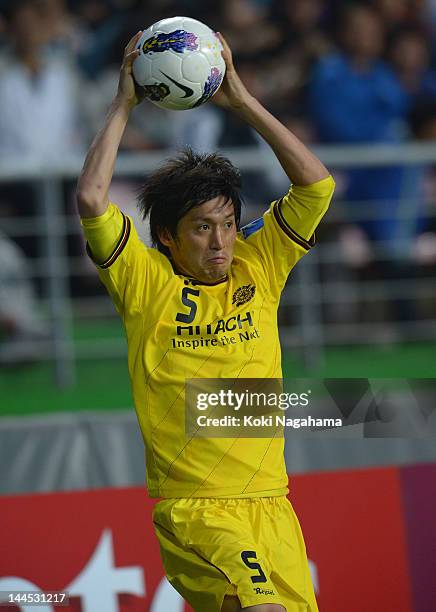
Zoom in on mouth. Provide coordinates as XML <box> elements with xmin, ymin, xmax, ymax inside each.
<box><xmin>208</xmin><ymin>256</ymin><xmax>227</xmax><ymax>264</ymax></box>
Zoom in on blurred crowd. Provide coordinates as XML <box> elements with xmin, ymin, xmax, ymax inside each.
<box><xmin>0</xmin><ymin>0</ymin><xmax>435</xmax><ymax>156</ymax></box>
<box><xmin>0</xmin><ymin>0</ymin><xmax>436</xmax><ymax>356</ymax></box>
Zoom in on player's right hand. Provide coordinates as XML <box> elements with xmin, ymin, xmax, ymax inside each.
<box><xmin>211</xmin><ymin>33</ymin><xmax>253</xmax><ymax>111</ymax></box>
<box><xmin>116</xmin><ymin>31</ymin><xmax>144</xmax><ymax>110</ymax></box>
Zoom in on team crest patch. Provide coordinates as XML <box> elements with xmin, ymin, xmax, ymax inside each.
<box><xmin>232</xmin><ymin>284</ymin><xmax>256</xmax><ymax>306</ymax></box>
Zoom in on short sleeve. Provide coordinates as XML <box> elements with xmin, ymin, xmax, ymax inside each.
<box><xmin>82</xmin><ymin>203</ymin><xmax>171</xmax><ymax>319</ymax></box>
<box><xmin>280</xmin><ymin>175</ymin><xmax>335</xmax><ymax>240</ymax></box>
<box><xmin>80</xmin><ymin>203</ymin><xmax>125</xmax><ymax>264</ymax></box>
<box><xmin>237</xmin><ymin>176</ymin><xmax>335</xmax><ymax>297</ymax></box>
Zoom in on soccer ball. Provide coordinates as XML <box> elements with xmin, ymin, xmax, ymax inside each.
<box><xmin>133</xmin><ymin>16</ymin><xmax>225</xmax><ymax>111</ymax></box>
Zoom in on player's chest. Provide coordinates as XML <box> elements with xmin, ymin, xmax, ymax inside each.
<box><xmin>143</xmin><ymin>275</ymin><xmax>272</xmax><ymax>349</ymax></box>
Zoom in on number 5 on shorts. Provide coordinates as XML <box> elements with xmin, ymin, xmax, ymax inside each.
<box><xmin>241</xmin><ymin>550</ymin><xmax>267</xmax><ymax>583</ymax></box>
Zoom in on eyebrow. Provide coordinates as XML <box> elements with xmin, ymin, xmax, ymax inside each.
<box><xmin>191</xmin><ymin>212</ymin><xmax>235</xmax><ymax>223</ymax></box>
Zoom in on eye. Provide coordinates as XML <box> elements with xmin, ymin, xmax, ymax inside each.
<box><xmin>224</xmin><ymin>221</ymin><xmax>234</xmax><ymax>229</ymax></box>
<box><xmin>198</xmin><ymin>224</ymin><xmax>209</xmax><ymax>231</ymax></box>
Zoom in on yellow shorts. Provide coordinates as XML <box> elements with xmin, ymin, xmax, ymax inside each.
<box><xmin>152</xmin><ymin>496</ymin><xmax>319</xmax><ymax>612</ymax></box>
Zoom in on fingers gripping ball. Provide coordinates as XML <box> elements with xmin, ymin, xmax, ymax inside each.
<box><xmin>132</xmin><ymin>16</ymin><xmax>226</xmax><ymax>110</ymax></box>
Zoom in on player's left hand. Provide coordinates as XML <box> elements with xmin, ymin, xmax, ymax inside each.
<box><xmin>117</xmin><ymin>30</ymin><xmax>145</xmax><ymax>110</ymax></box>
<box><xmin>211</xmin><ymin>33</ymin><xmax>253</xmax><ymax>110</ymax></box>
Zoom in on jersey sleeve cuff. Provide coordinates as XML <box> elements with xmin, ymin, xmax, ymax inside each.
<box><xmin>272</xmin><ymin>199</ymin><xmax>316</xmax><ymax>250</ymax></box>
<box><xmin>86</xmin><ymin>212</ymin><xmax>131</xmax><ymax>269</ymax></box>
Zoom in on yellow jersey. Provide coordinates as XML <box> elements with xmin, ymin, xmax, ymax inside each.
<box><xmin>82</xmin><ymin>176</ymin><xmax>334</xmax><ymax>498</ymax></box>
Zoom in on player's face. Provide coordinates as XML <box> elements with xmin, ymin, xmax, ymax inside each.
<box><xmin>161</xmin><ymin>196</ymin><xmax>237</xmax><ymax>283</ymax></box>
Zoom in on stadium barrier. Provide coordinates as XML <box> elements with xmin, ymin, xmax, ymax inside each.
<box><xmin>1</xmin><ymin>409</ymin><xmax>436</xmax><ymax>496</ymax></box>
<box><xmin>1</xmin><ymin>464</ymin><xmax>435</xmax><ymax>612</ymax></box>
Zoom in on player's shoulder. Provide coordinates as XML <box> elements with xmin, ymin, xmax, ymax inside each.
<box><xmin>146</xmin><ymin>242</ymin><xmax>174</xmax><ymax>270</ymax></box>
<box><xmin>235</xmin><ymin>215</ymin><xmax>267</xmax><ymax>255</ymax></box>
<box><xmin>127</xmin><ymin>224</ymin><xmax>173</xmax><ymax>273</ymax></box>
<box><xmin>234</xmin><ymin>210</ymin><xmax>276</xmax><ymax>268</ymax></box>
<box><xmin>236</xmin><ymin>199</ymin><xmax>283</xmax><ymax>248</ymax></box>
<box><xmin>97</xmin><ymin>207</ymin><xmax>173</xmax><ymax>278</ymax></box>
<box><xmin>240</xmin><ymin>216</ymin><xmax>265</xmax><ymax>240</ymax></box>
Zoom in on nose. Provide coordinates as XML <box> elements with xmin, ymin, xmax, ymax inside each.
<box><xmin>210</xmin><ymin>227</ymin><xmax>224</xmax><ymax>250</ymax></box>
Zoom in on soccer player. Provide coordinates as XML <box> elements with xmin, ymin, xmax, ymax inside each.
<box><xmin>77</xmin><ymin>30</ymin><xmax>334</xmax><ymax>612</ymax></box>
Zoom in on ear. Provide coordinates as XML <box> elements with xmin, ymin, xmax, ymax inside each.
<box><xmin>157</xmin><ymin>227</ymin><xmax>175</xmax><ymax>249</ymax></box>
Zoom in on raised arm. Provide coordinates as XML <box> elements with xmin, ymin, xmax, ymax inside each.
<box><xmin>213</xmin><ymin>34</ymin><xmax>330</xmax><ymax>187</ymax></box>
<box><xmin>76</xmin><ymin>31</ymin><xmax>143</xmax><ymax>218</ymax></box>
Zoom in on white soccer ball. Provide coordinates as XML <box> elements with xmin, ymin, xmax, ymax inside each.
<box><xmin>133</xmin><ymin>16</ymin><xmax>226</xmax><ymax>110</ymax></box>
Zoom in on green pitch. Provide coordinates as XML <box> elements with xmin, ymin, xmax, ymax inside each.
<box><xmin>1</xmin><ymin>320</ymin><xmax>435</xmax><ymax>416</ymax></box>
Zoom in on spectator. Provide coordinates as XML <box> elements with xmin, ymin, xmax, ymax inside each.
<box><xmin>272</xmin><ymin>0</ymin><xmax>330</xmax><ymax>64</ymax></box>
<box><xmin>0</xmin><ymin>0</ymin><xmax>86</xmax><ymax>161</ymax></box>
<box><xmin>219</xmin><ymin>0</ymin><xmax>282</xmax><ymax>60</ymax></box>
<box><xmin>0</xmin><ymin>0</ymin><xmax>91</xmax><ymax>337</ymax></box>
<box><xmin>309</xmin><ymin>4</ymin><xmax>410</xmax><ymax>251</ymax></box>
<box><xmin>388</xmin><ymin>27</ymin><xmax>436</xmax><ymax>105</ymax></box>
<box><xmin>37</xmin><ymin>0</ymin><xmax>86</xmax><ymax>59</ymax></box>
<box><xmin>73</xmin><ymin>0</ymin><xmax>132</xmax><ymax>79</ymax></box>
<box><xmin>372</xmin><ymin>0</ymin><xmax>411</xmax><ymax>30</ymax></box>
<box><xmin>309</xmin><ymin>3</ymin><xmax>421</xmax><ymax>328</ymax></box>
<box><xmin>0</xmin><ymin>231</ymin><xmax>48</xmax><ymax>364</ymax></box>
<box><xmin>266</xmin><ymin>0</ymin><xmax>331</xmax><ymax>117</ymax></box>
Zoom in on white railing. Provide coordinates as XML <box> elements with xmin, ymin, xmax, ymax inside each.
<box><xmin>1</xmin><ymin>143</ymin><xmax>435</xmax><ymax>387</ymax></box>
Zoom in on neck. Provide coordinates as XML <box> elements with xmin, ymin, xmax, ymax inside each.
<box><xmin>173</xmin><ymin>262</ymin><xmax>228</xmax><ymax>285</ymax></box>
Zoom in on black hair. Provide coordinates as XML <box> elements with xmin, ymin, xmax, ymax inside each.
<box><xmin>137</xmin><ymin>147</ymin><xmax>243</xmax><ymax>257</ymax></box>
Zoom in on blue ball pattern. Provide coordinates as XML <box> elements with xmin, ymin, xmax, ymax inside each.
<box><xmin>142</xmin><ymin>30</ymin><xmax>198</xmax><ymax>55</ymax></box>
<box><xmin>193</xmin><ymin>67</ymin><xmax>223</xmax><ymax>107</ymax></box>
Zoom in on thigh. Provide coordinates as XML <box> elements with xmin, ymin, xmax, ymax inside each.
<box><xmin>263</xmin><ymin>497</ymin><xmax>319</xmax><ymax>612</ymax></box>
<box><xmin>220</xmin><ymin>595</ymin><xmax>242</xmax><ymax>611</ymax></box>
<box><xmin>153</xmin><ymin>499</ymin><xmax>235</xmax><ymax>612</ymax></box>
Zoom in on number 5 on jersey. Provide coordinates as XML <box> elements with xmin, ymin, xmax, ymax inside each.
<box><xmin>241</xmin><ymin>551</ymin><xmax>267</xmax><ymax>583</ymax></box>
<box><xmin>176</xmin><ymin>286</ymin><xmax>200</xmax><ymax>324</ymax></box>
